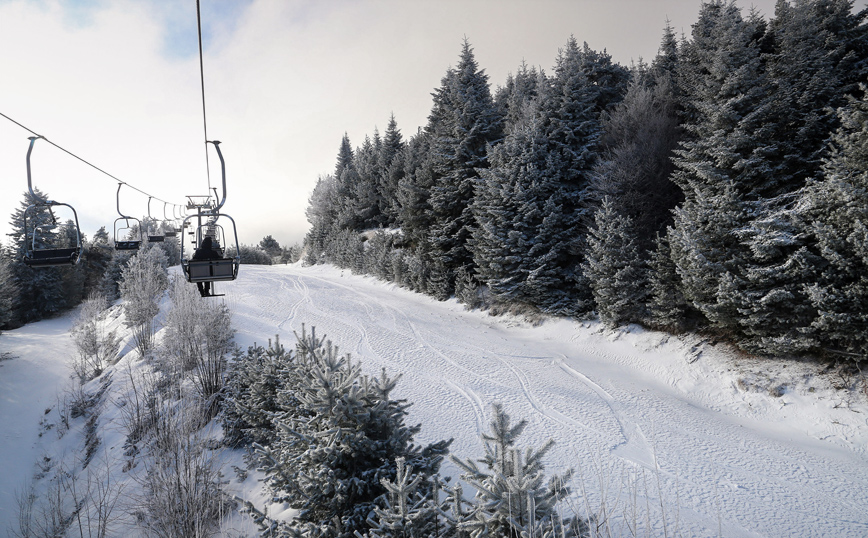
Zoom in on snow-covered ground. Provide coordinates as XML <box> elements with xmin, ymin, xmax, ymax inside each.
<box><xmin>2</xmin><ymin>263</ymin><xmax>867</xmax><ymax>537</ymax></box>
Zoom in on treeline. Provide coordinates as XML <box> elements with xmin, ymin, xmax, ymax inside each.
<box><xmin>303</xmin><ymin>0</ymin><xmax>868</xmax><ymax>360</ymax></box>
<box><xmin>0</xmin><ymin>189</ymin><xmax>182</xmax><ymax>331</ymax></box>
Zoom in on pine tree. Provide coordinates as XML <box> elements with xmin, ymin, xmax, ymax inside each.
<box><xmin>220</xmin><ymin>335</ymin><xmax>294</xmax><ymax>448</ymax></box>
<box><xmin>255</xmin><ymin>329</ymin><xmax>450</xmax><ymax>538</ymax></box>
<box><xmin>669</xmin><ymin>1</ymin><xmax>769</xmax><ymax>333</ymax></box>
<box><xmin>426</xmin><ymin>39</ymin><xmax>503</xmax><ymax>284</ymax></box>
<box><xmin>646</xmin><ymin>232</ymin><xmax>695</xmax><ymax>332</ymax></box>
<box><xmin>451</xmin><ymin>403</ymin><xmax>580</xmax><ymax>538</ymax></box>
<box><xmin>378</xmin><ymin>114</ymin><xmax>406</xmax><ymax>227</ymax></box>
<box><xmin>796</xmin><ymin>87</ymin><xmax>868</xmax><ymax>358</ymax></box>
<box><xmin>7</xmin><ymin>189</ymin><xmax>66</xmax><ymax>323</ymax></box>
<box><xmin>583</xmin><ymin>199</ymin><xmax>648</xmax><ymax>327</ymax></box>
<box><xmin>0</xmin><ymin>243</ymin><xmax>19</xmax><ymax>330</ymax></box>
<box><xmin>83</xmin><ymin>226</ymin><xmax>113</xmax><ymax>298</ymax></box>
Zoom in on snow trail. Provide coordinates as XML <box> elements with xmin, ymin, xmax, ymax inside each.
<box><xmin>225</xmin><ymin>264</ymin><xmax>868</xmax><ymax>538</ymax></box>
<box><xmin>1</xmin><ymin>263</ymin><xmax>867</xmax><ymax>537</ymax></box>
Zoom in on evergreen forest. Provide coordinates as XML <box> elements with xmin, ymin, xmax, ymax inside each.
<box><xmin>302</xmin><ymin>0</ymin><xmax>868</xmax><ymax>361</ymax></box>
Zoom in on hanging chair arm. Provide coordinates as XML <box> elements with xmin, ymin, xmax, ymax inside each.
<box><xmin>26</xmin><ymin>136</ymin><xmax>50</xmax><ymax>204</ymax></box>
<box><xmin>208</xmin><ymin>140</ymin><xmax>227</xmax><ymax>212</ymax></box>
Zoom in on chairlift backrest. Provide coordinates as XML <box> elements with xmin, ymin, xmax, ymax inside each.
<box><xmin>22</xmin><ymin>136</ymin><xmax>83</xmax><ymax>267</ymax></box>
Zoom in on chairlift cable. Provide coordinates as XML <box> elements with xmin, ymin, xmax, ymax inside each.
<box><xmin>196</xmin><ymin>0</ymin><xmax>212</xmax><ymax>195</ymax></box>
<box><xmin>0</xmin><ymin>111</ymin><xmax>173</xmax><ymax>205</ymax></box>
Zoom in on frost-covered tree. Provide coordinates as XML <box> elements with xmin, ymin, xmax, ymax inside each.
<box><xmin>220</xmin><ymin>335</ymin><xmax>294</xmax><ymax>448</ymax></box>
<box><xmin>254</xmin><ymin>328</ymin><xmax>450</xmax><ymax>538</ymax></box>
<box><xmin>583</xmin><ymin>199</ymin><xmax>648</xmax><ymax>327</ymax></box>
<box><xmin>426</xmin><ymin>39</ymin><xmax>503</xmax><ymax>283</ymax></box>
<box><xmin>7</xmin><ymin>189</ymin><xmax>67</xmax><ymax>324</ymax></box>
<box><xmin>646</xmin><ymin>232</ymin><xmax>695</xmax><ymax>332</ymax></box>
<box><xmin>163</xmin><ymin>275</ymin><xmax>234</xmax><ymax>416</ymax></box>
<box><xmin>378</xmin><ymin>114</ymin><xmax>407</xmax><ymax>226</ymax></box>
<box><xmin>591</xmin><ymin>77</ymin><xmax>682</xmax><ymax>253</ymax></box>
<box><xmin>0</xmin><ymin>244</ymin><xmax>19</xmax><ymax>330</ymax></box>
<box><xmin>259</xmin><ymin>235</ymin><xmax>282</xmax><ymax>257</ymax></box>
<box><xmin>71</xmin><ymin>293</ymin><xmax>121</xmax><ymax>383</ymax></box>
<box><xmin>304</xmin><ymin>173</ymin><xmax>339</xmax><ymax>264</ymax></box>
<box><xmin>669</xmin><ymin>1</ymin><xmax>768</xmax><ymax>332</ymax></box>
<box><xmin>452</xmin><ymin>403</ymin><xmax>583</xmax><ymax>538</ymax></box>
<box><xmin>82</xmin><ymin>226</ymin><xmax>113</xmax><ymax>298</ymax></box>
<box><xmin>362</xmin><ymin>457</ymin><xmax>443</xmax><ymax>538</ymax></box>
<box><xmin>119</xmin><ymin>246</ymin><xmax>168</xmax><ymax>356</ymax></box>
<box><xmin>796</xmin><ymin>88</ymin><xmax>868</xmax><ymax>358</ymax></box>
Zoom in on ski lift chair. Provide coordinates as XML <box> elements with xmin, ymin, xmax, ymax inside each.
<box><xmin>21</xmin><ymin>136</ymin><xmax>83</xmax><ymax>267</ymax></box>
<box><xmin>146</xmin><ymin>197</ymin><xmax>165</xmax><ymax>243</ymax></box>
<box><xmin>113</xmin><ymin>184</ymin><xmax>142</xmax><ymax>251</ymax></box>
<box><xmin>180</xmin><ymin>141</ymin><xmax>240</xmax><ymax>295</ymax></box>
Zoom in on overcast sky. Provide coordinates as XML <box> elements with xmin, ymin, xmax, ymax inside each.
<box><xmin>2</xmin><ymin>0</ymin><xmax>866</xmax><ymax>249</ymax></box>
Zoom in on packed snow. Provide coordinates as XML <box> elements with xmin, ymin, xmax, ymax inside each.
<box><xmin>1</xmin><ymin>263</ymin><xmax>867</xmax><ymax>537</ymax></box>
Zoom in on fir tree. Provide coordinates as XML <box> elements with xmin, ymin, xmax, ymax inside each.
<box><xmin>378</xmin><ymin>114</ymin><xmax>406</xmax><ymax>227</ymax></box>
<box><xmin>583</xmin><ymin>198</ymin><xmax>648</xmax><ymax>327</ymax></box>
<box><xmin>646</xmin><ymin>232</ymin><xmax>695</xmax><ymax>332</ymax></box>
<box><xmin>426</xmin><ymin>39</ymin><xmax>503</xmax><ymax>284</ymax></box>
<box><xmin>255</xmin><ymin>328</ymin><xmax>450</xmax><ymax>538</ymax></box>
<box><xmin>796</xmin><ymin>87</ymin><xmax>868</xmax><ymax>358</ymax></box>
<box><xmin>0</xmin><ymin>243</ymin><xmax>19</xmax><ymax>330</ymax></box>
<box><xmin>451</xmin><ymin>403</ymin><xmax>582</xmax><ymax>538</ymax></box>
<box><xmin>7</xmin><ymin>189</ymin><xmax>66</xmax><ymax>323</ymax></box>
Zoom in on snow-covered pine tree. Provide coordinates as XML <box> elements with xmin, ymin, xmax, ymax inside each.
<box><xmin>426</xmin><ymin>39</ymin><xmax>503</xmax><ymax>287</ymax></box>
<box><xmin>304</xmin><ymin>173</ymin><xmax>339</xmax><ymax>265</ymax></box>
<box><xmin>7</xmin><ymin>189</ymin><xmax>69</xmax><ymax>323</ymax></box>
<box><xmin>590</xmin><ymin>76</ymin><xmax>682</xmax><ymax>254</ymax></box>
<box><xmin>0</xmin><ymin>243</ymin><xmax>19</xmax><ymax>330</ymax></box>
<box><xmin>362</xmin><ymin>457</ymin><xmax>442</xmax><ymax>538</ymax></box>
<box><xmin>646</xmin><ymin>231</ymin><xmax>695</xmax><ymax>332</ymax></box>
<box><xmin>534</xmin><ymin>36</ymin><xmax>608</xmax><ymax>314</ymax></box>
<box><xmin>118</xmin><ymin>245</ymin><xmax>169</xmax><ymax>357</ymax></box>
<box><xmin>396</xmin><ymin>132</ymin><xmax>436</xmax><ymax>254</ymax></box>
<box><xmin>583</xmin><ymin>198</ymin><xmax>648</xmax><ymax>327</ymax></box>
<box><xmin>494</xmin><ymin>62</ymin><xmax>543</xmax><ymax>135</ymax></box>
<box><xmin>254</xmin><ymin>328</ymin><xmax>450</xmax><ymax>538</ymax></box>
<box><xmin>220</xmin><ymin>334</ymin><xmax>295</xmax><ymax>448</ymax></box>
<box><xmin>451</xmin><ymin>403</ymin><xmax>582</xmax><ymax>538</ymax></box>
<box><xmin>796</xmin><ymin>87</ymin><xmax>868</xmax><ymax>358</ymax></box>
<box><xmin>82</xmin><ymin>226</ymin><xmax>113</xmax><ymax>297</ymax></box>
<box><xmin>669</xmin><ymin>1</ymin><xmax>768</xmax><ymax>334</ymax></box>
<box><xmin>378</xmin><ymin>114</ymin><xmax>406</xmax><ymax>227</ymax></box>
<box><xmin>472</xmin><ymin>116</ymin><xmax>549</xmax><ymax>309</ymax></box>
<box><xmin>353</xmin><ymin>134</ymin><xmax>385</xmax><ymax>230</ymax></box>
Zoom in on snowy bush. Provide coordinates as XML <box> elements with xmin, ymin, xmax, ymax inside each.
<box><xmin>245</xmin><ymin>326</ymin><xmax>451</xmax><ymax>538</ymax></box>
<box><xmin>119</xmin><ymin>246</ymin><xmax>169</xmax><ymax>357</ymax></box>
<box><xmin>71</xmin><ymin>293</ymin><xmax>121</xmax><ymax>383</ymax></box>
<box><xmin>220</xmin><ymin>334</ymin><xmax>295</xmax><ymax>448</ymax></box>
<box><xmin>162</xmin><ymin>276</ymin><xmax>234</xmax><ymax>418</ymax></box>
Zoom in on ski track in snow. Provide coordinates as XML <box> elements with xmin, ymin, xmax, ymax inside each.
<box><xmin>2</xmin><ymin>263</ymin><xmax>867</xmax><ymax>537</ymax></box>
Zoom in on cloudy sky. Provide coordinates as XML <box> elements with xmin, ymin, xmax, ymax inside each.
<box><xmin>2</xmin><ymin>0</ymin><xmax>866</xmax><ymax>249</ymax></box>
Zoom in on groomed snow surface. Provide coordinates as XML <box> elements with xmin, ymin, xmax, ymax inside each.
<box><xmin>2</xmin><ymin>263</ymin><xmax>867</xmax><ymax>537</ymax></box>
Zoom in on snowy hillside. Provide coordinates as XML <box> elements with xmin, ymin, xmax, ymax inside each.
<box><xmin>2</xmin><ymin>263</ymin><xmax>867</xmax><ymax>537</ymax></box>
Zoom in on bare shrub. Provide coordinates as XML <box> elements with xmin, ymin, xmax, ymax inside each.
<box><xmin>119</xmin><ymin>246</ymin><xmax>169</xmax><ymax>357</ymax></box>
<box><xmin>136</xmin><ymin>404</ymin><xmax>230</xmax><ymax>538</ymax></box>
<box><xmin>163</xmin><ymin>275</ymin><xmax>234</xmax><ymax>418</ymax></box>
<box><xmin>71</xmin><ymin>294</ymin><xmax>121</xmax><ymax>384</ymax></box>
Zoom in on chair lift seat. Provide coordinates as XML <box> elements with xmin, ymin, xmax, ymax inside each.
<box><xmin>183</xmin><ymin>257</ymin><xmax>238</xmax><ymax>283</ymax></box>
<box><xmin>116</xmin><ymin>240</ymin><xmax>141</xmax><ymax>251</ymax></box>
<box><xmin>23</xmin><ymin>247</ymin><xmax>79</xmax><ymax>267</ymax></box>
<box><xmin>148</xmin><ymin>235</ymin><xmax>165</xmax><ymax>243</ymax></box>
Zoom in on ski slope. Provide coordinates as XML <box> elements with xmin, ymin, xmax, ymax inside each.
<box><xmin>1</xmin><ymin>263</ymin><xmax>867</xmax><ymax>537</ymax></box>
